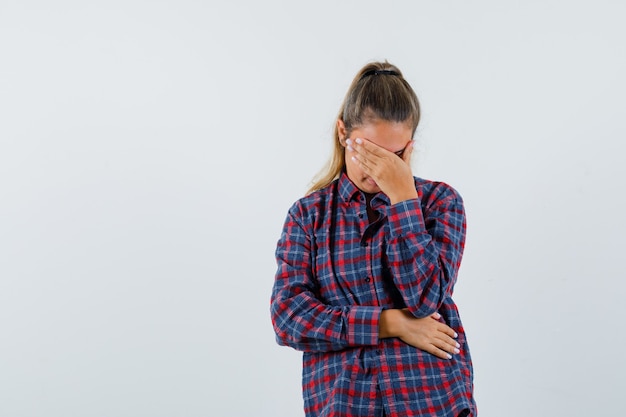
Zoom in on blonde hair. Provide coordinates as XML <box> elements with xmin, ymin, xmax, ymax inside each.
<box><xmin>307</xmin><ymin>61</ymin><xmax>421</xmax><ymax>194</ymax></box>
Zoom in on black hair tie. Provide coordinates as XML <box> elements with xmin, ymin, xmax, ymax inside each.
<box><xmin>362</xmin><ymin>69</ymin><xmax>399</xmax><ymax>78</ymax></box>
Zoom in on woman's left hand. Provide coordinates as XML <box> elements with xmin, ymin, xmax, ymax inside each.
<box><xmin>347</xmin><ymin>138</ymin><xmax>418</xmax><ymax>204</ymax></box>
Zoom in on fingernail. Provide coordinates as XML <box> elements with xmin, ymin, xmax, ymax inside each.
<box><xmin>347</xmin><ymin>145</ymin><xmax>354</xmax><ymax>152</ymax></box>
<box><xmin>453</xmin><ymin>332</ymin><xmax>458</xmax><ymax>338</ymax></box>
<box><xmin>456</xmin><ymin>342</ymin><xmax>460</xmax><ymax>348</ymax></box>
<box><xmin>346</xmin><ymin>139</ymin><xmax>352</xmax><ymax>146</ymax></box>
<box><xmin>446</xmin><ymin>354</ymin><xmax>452</xmax><ymax>360</ymax></box>
<box><xmin>454</xmin><ymin>348</ymin><xmax>460</xmax><ymax>354</ymax></box>
<box><xmin>355</xmin><ymin>138</ymin><xmax>363</xmax><ymax>144</ymax></box>
<box><xmin>351</xmin><ymin>156</ymin><xmax>357</xmax><ymax>162</ymax></box>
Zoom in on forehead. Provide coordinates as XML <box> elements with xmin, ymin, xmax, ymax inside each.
<box><xmin>351</xmin><ymin>119</ymin><xmax>413</xmax><ymax>150</ymax></box>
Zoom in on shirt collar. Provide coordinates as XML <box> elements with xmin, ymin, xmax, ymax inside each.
<box><xmin>337</xmin><ymin>171</ymin><xmax>391</xmax><ymax>206</ymax></box>
<box><xmin>338</xmin><ymin>172</ymin><xmax>360</xmax><ymax>203</ymax></box>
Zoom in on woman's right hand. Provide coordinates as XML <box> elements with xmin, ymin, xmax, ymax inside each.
<box><xmin>379</xmin><ymin>309</ymin><xmax>460</xmax><ymax>360</ymax></box>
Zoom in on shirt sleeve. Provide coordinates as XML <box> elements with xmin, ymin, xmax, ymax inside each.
<box><xmin>385</xmin><ymin>183</ymin><xmax>466</xmax><ymax>318</ymax></box>
<box><xmin>270</xmin><ymin>204</ymin><xmax>383</xmax><ymax>352</ymax></box>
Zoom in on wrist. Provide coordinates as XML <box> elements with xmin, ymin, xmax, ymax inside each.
<box><xmin>379</xmin><ymin>309</ymin><xmax>405</xmax><ymax>339</ymax></box>
<box><xmin>389</xmin><ymin>189</ymin><xmax>418</xmax><ymax>205</ymax></box>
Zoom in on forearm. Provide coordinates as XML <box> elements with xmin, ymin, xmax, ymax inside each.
<box><xmin>271</xmin><ymin>289</ymin><xmax>383</xmax><ymax>352</ymax></box>
<box><xmin>389</xmin><ymin>235</ymin><xmax>454</xmax><ymax>317</ymax></box>
<box><xmin>385</xmin><ymin>195</ymin><xmax>465</xmax><ymax>317</ymax></box>
<box><xmin>379</xmin><ymin>309</ymin><xmax>403</xmax><ymax>339</ymax></box>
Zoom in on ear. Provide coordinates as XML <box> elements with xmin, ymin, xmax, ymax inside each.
<box><xmin>337</xmin><ymin>119</ymin><xmax>347</xmax><ymax>146</ymax></box>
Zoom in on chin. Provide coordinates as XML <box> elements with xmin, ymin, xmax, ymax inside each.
<box><xmin>360</xmin><ymin>183</ymin><xmax>380</xmax><ymax>194</ymax></box>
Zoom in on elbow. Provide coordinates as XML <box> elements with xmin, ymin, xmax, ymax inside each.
<box><xmin>270</xmin><ymin>300</ymin><xmax>305</xmax><ymax>349</ymax></box>
<box><xmin>270</xmin><ymin>303</ymin><xmax>291</xmax><ymax>346</ymax></box>
<box><xmin>272</xmin><ymin>317</ymin><xmax>295</xmax><ymax>347</ymax></box>
<box><xmin>406</xmin><ymin>272</ymin><xmax>450</xmax><ymax>318</ymax></box>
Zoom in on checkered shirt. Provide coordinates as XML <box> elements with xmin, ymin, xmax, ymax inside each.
<box><xmin>271</xmin><ymin>172</ymin><xmax>476</xmax><ymax>417</ymax></box>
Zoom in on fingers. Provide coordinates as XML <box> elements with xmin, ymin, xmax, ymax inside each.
<box><xmin>347</xmin><ymin>138</ymin><xmax>394</xmax><ymax>160</ymax></box>
<box><xmin>428</xmin><ymin>345</ymin><xmax>457</xmax><ymax>360</ymax></box>
<box><xmin>407</xmin><ymin>315</ymin><xmax>461</xmax><ymax>360</ymax></box>
<box><xmin>346</xmin><ymin>139</ymin><xmax>381</xmax><ymax>174</ymax></box>
<box><xmin>346</xmin><ymin>137</ymin><xmax>411</xmax><ymax>181</ymax></box>
<box><xmin>439</xmin><ymin>322</ymin><xmax>459</xmax><ymax>339</ymax></box>
<box><xmin>429</xmin><ymin>312</ymin><xmax>458</xmax><ymax>339</ymax></box>
<box><xmin>435</xmin><ymin>332</ymin><xmax>461</xmax><ymax>357</ymax></box>
<box><xmin>419</xmin><ymin>332</ymin><xmax>460</xmax><ymax>360</ymax></box>
<box><xmin>426</xmin><ymin>321</ymin><xmax>461</xmax><ymax>359</ymax></box>
<box><xmin>421</xmin><ymin>335</ymin><xmax>460</xmax><ymax>360</ymax></box>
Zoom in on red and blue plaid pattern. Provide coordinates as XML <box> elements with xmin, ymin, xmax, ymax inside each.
<box><xmin>271</xmin><ymin>172</ymin><xmax>475</xmax><ymax>417</ymax></box>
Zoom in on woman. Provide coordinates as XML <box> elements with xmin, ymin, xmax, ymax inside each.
<box><xmin>270</xmin><ymin>61</ymin><xmax>476</xmax><ymax>417</ymax></box>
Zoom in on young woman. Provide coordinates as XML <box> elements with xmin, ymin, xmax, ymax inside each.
<box><xmin>270</xmin><ymin>61</ymin><xmax>476</xmax><ymax>417</ymax></box>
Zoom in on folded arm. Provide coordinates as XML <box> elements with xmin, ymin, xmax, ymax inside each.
<box><xmin>385</xmin><ymin>185</ymin><xmax>466</xmax><ymax>318</ymax></box>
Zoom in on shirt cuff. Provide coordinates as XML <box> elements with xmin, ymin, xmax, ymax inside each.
<box><xmin>387</xmin><ymin>198</ymin><xmax>426</xmax><ymax>238</ymax></box>
<box><xmin>347</xmin><ymin>306</ymin><xmax>383</xmax><ymax>346</ymax></box>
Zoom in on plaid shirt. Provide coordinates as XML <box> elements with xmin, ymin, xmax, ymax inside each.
<box><xmin>271</xmin><ymin>172</ymin><xmax>475</xmax><ymax>417</ymax></box>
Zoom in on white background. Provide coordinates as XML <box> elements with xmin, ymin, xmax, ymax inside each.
<box><xmin>1</xmin><ymin>1</ymin><xmax>625</xmax><ymax>416</ymax></box>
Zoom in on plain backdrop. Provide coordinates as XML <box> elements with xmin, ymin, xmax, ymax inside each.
<box><xmin>1</xmin><ymin>1</ymin><xmax>625</xmax><ymax>416</ymax></box>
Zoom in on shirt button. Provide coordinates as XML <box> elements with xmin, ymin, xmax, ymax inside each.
<box><xmin>361</xmin><ymin>242</ymin><xmax>368</xmax><ymax>247</ymax></box>
<box><xmin>365</xmin><ymin>277</ymin><xmax>371</xmax><ymax>283</ymax></box>
<box><xmin>358</xmin><ymin>213</ymin><xmax>363</xmax><ymax>218</ymax></box>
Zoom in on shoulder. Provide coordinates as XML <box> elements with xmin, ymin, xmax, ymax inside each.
<box><xmin>414</xmin><ymin>177</ymin><xmax>464</xmax><ymax>210</ymax></box>
<box><xmin>286</xmin><ymin>180</ymin><xmax>338</xmax><ymax>227</ymax></box>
